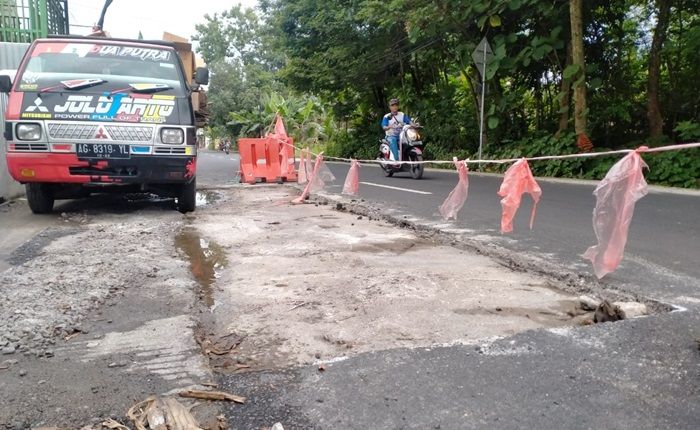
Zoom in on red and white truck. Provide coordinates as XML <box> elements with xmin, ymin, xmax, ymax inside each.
<box><xmin>1</xmin><ymin>35</ymin><xmax>209</xmax><ymax>213</ymax></box>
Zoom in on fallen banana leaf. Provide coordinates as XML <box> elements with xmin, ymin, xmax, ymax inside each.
<box><xmin>127</xmin><ymin>396</ymin><xmax>203</xmax><ymax>430</ymax></box>
<box><xmin>127</xmin><ymin>396</ymin><xmax>156</xmax><ymax>430</ymax></box>
<box><xmin>179</xmin><ymin>389</ymin><xmax>246</xmax><ymax>404</ymax></box>
<box><xmin>102</xmin><ymin>418</ymin><xmax>130</xmax><ymax>430</ymax></box>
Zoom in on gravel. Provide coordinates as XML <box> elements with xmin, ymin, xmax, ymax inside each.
<box><xmin>0</xmin><ymin>220</ymin><xmax>182</xmax><ymax>357</ymax></box>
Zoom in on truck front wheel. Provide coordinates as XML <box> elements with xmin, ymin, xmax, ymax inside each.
<box><xmin>177</xmin><ymin>178</ymin><xmax>196</xmax><ymax>213</ymax></box>
<box><xmin>26</xmin><ymin>183</ymin><xmax>55</xmax><ymax>214</ymax></box>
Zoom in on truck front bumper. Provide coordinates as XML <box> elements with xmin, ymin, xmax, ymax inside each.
<box><xmin>6</xmin><ymin>153</ymin><xmax>196</xmax><ymax>184</ymax></box>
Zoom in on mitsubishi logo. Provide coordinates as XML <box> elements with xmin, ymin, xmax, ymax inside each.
<box><xmin>25</xmin><ymin>97</ymin><xmax>49</xmax><ymax>112</ymax></box>
<box><xmin>95</xmin><ymin>127</ymin><xmax>109</xmax><ymax>139</ymax></box>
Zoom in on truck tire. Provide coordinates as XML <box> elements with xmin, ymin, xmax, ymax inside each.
<box><xmin>177</xmin><ymin>178</ymin><xmax>196</xmax><ymax>213</ymax></box>
<box><xmin>26</xmin><ymin>183</ymin><xmax>55</xmax><ymax>214</ymax></box>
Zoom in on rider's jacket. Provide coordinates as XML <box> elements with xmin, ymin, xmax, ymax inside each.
<box><xmin>381</xmin><ymin>112</ymin><xmax>411</xmax><ymax>137</ymax></box>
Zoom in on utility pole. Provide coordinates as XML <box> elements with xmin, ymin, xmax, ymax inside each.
<box><xmin>472</xmin><ymin>37</ymin><xmax>493</xmax><ymax>169</ymax></box>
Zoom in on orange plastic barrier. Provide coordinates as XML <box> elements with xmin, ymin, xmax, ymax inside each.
<box><xmin>237</xmin><ymin>137</ymin><xmax>297</xmax><ymax>184</ymax></box>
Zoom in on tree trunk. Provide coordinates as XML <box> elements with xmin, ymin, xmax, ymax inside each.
<box><xmin>556</xmin><ymin>43</ymin><xmax>573</xmax><ymax>137</ymax></box>
<box><xmin>569</xmin><ymin>0</ymin><xmax>587</xmax><ymax>137</ymax></box>
<box><xmin>372</xmin><ymin>85</ymin><xmax>386</xmax><ymax>111</ymax></box>
<box><xmin>461</xmin><ymin>68</ymin><xmax>481</xmax><ymax>127</ymax></box>
<box><xmin>647</xmin><ymin>0</ymin><xmax>671</xmax><ymax>139</ymax></box>
<box><xmin>534</xmin><ymin>80</ymin><xmax>543</xmax><ymax>130</ymax></box>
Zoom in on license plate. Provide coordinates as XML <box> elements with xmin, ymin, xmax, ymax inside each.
<box><xmin>76</xmin><ymin>143</ymin><xmax>130</xmax><ymax>159</ymax></box>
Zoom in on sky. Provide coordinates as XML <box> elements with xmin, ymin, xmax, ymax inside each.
<box><xmin>67</xmin><ymin>0</ymin><xmax>259</xmax><ymax>42</ymax></box>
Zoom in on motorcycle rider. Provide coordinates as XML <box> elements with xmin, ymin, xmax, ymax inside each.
<box><xmin>381</xmin><ymin>98</ymin><xmax>412</xmax><ymax>161</ymax></box>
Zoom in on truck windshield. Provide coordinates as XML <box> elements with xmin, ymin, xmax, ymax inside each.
<box><xmin>16</xmin><ymin>42</ymin><xmax>185</xmax><ymax>96</ymax></box>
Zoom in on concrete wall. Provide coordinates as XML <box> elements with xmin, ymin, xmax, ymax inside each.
<box><xmin>0</xmin><ymin>42</ymin><xmax>30</xmax><ymax>202</ymax></box>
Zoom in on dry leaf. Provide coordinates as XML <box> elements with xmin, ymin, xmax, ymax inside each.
<box><xmin>179</xmin><ymin>389</ymin><xmax>246</xmax><ymax>404</ymax></box>
<box><xmin>128</xmin><ymin>396</ymin><xmax>203</xmax><ymax>430</ymax></box>
<box><xmin>64</xmin><ymin>332</ymin><xmax>80</xmax><ymax>341</ymax></box>
<box><xmin>102</xmin><ymin>419</ymin><xmax>130</xmax><ymax>430</ymax></box>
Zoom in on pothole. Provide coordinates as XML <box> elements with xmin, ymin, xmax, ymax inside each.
<box><xmin>196</xmin><ymin>191</ymin><xmax>220</xmax><ymax>207</ymax></box>
<box><xmin>175</xmin><ymin>227</ymin><xmax>228</xmax><ymax>309</ymax></box>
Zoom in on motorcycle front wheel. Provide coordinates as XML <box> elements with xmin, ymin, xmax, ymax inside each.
<box><xmin>379</xmin><ymin>157</ymin><xmax>394</xmax><ymax>177</ymax></box>
<box><xmin>410</xmin><ymin>154</ymin><xmax>424</xmax><ymax>179</ymax></box>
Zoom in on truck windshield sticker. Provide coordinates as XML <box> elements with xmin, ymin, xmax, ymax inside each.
<box><xmin>90</xmin><ymin>45</ymin><xmax>171</xmax><ymax>62</ymax></box>
<box><xmin>29</xmin><ymin>43</ymin><xmax>171</xmax><ymax>62</ymax></box>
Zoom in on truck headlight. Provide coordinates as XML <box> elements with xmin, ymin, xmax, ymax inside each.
<box><xmin>160</xmin><ymin>128</ymin><xmax>184</xmax><ymax>144</ymax></box>
<box><xmin>16</xmin><ymin>123</ymin><xmax>42</xmax><ymax>141</ymax></box>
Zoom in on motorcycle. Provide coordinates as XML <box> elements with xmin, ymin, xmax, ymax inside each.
<box><xmin>219</xmin><ymin>141</ymin><xmax>231</xmax><ymax>154</ymax></box>
<box><xmin>378</xmin><ymin>123</ymin><xmax>425</xmax><ymax>179</ymax></box>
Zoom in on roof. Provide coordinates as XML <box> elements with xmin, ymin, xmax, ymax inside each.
<box><xmin>0</xmin><ymin>42</ymin><xmax>30</xmax><ymax>70</ymax></box>
<box><xmin>44</xmin><ymin>35</ymin><xmax>177</xmax><ymax>49</ymax></box>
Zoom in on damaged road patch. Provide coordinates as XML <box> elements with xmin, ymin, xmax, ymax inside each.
<box><xmin>7</xmin><ymin>226</ymin><xmax>83</xmax><ymax>266</ymax></box>
<box><xmin>192</xmin><ymin>187</ymin><xmax>597</xmax><ymax>371</ymax></box>
<box><xmin>0</xmin><ymin>204</ymin><xmax>216</xmax><ymax>426</ymax></box>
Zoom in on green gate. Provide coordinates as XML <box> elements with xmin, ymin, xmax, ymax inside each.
<box><xmin>0</xmin><ymin>0</ymin><xmax>69</xmax><ymax>43</ymax></box>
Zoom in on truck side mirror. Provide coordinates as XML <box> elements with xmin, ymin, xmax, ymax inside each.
<box><xmin>194</xmin><ymin>67</ymin><xmax>209</xmax><ymax>85</ymax></box>
<box><xmin>0</xmin><ymin>75</ymin><xmax>11</xmax><ymax>93</ymax></box>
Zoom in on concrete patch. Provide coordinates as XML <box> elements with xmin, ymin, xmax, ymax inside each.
<box><xmin>58</xmin><ymin>315</ymin><xmax>209</xmax><ymax>384</ymax></box>
<box><xmin>192</xmin><ymin>187</ymin><xmax>594</xmax><ymax>370</ymax></box>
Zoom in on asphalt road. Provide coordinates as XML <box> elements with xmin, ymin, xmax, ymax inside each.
<box><xmin>196</xmin><ymin>150</ymin><xmax>700</xmax><ymax>429</ymax></box>
<box><xmin>197</xmin><ymin>149</ymin><xmax>240</xmax><ymax>187</ymax></box>
<box><xmin>2</xmin><ymin>150</ymin><xmax>696</xmax><ymax>428</ymax></box>
<box><xmin>198</xmin><ymin>149</ymin><xmax>700</xmax><ymax>297</ymax></box>
<box><xmin>321</xmin><ymin>161</ymin><xmax>700</xmax><ymax>302</ymax></box>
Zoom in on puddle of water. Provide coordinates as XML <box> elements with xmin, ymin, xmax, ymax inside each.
<box><xmin>196</xmin><ymin>191</ymin><xmax>219</xmax><ymax>207</ymax></box>
<box><xmin>123</xmin><ymin>193</ymin><xmax>171</xmax><ymax>204</ymax></box>
<box><xmin>175</xmin><ymin>227</ymin><xmax>228</xmax><ymax>308</ymax></box>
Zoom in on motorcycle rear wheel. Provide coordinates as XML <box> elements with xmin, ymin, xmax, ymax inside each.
<box><xmin>410</xmin><ymin>155</ymin><xmax>424</xmax><ymax>179</ymax></box>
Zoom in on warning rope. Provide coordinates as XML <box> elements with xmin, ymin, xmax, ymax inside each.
<box><xmin>286</xmin><ymin>141</ymin><xmax>700</xmax><ymax>166</ymax></box>
<box><xmin>277</xmin><ymin>136</ymin><xmax>699</xmax><ymax>279</ymax></box>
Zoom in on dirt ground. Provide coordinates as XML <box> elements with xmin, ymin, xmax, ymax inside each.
<box><xmin>0</xmin><ymin>186</ymin><xmax>595</xmax><ymax>428</ymax></box>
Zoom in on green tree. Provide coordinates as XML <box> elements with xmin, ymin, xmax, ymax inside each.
<box><xmin>647</xmin><ymin>0</ymin><xmax>672</xmax><ymax>138</ymax></box>
<box><xmin>194</xmin><ymin>0</ymin><xmax>700</xmax><ymax>186</ymax></box>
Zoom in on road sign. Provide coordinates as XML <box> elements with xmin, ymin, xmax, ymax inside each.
<box><xmin>472</xmin><ymin>37</ymin><xmax>494</xmax><ymax>168</ymax></box>
<box><xmin>472</xmin><ymin>37</ymin><xmax>494</xmax><ymax>77</ymax></box>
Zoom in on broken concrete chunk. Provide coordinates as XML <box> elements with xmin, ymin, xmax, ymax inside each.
<box><xmin>613</xmin><ymin>302</ymin><xmax>648</xmax><ymax>319</ymax></box>
<box><xmin>593</xmin><ymin>300</ymin><xmax>621</xmax><ymax>323</ymax></box>
<box><xmin>578</xmin><ymin>295</ymin><xmax>600</xmax><ymax>311</ymax></box>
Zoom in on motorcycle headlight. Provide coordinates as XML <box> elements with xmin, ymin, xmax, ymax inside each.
<box><xmin>16</xmin><ymin>123</ymin><xmax>42</xmax><ymax>141</ymax></box>
<box><xmin>160</xmin><ymin>128</ymin><xmax>184</xmax><ymax>144</ymax></box>
<box><xmin>406</xmin><ymin>129</ymin><xmax>419</xmax><ymax>141</ymax></box>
